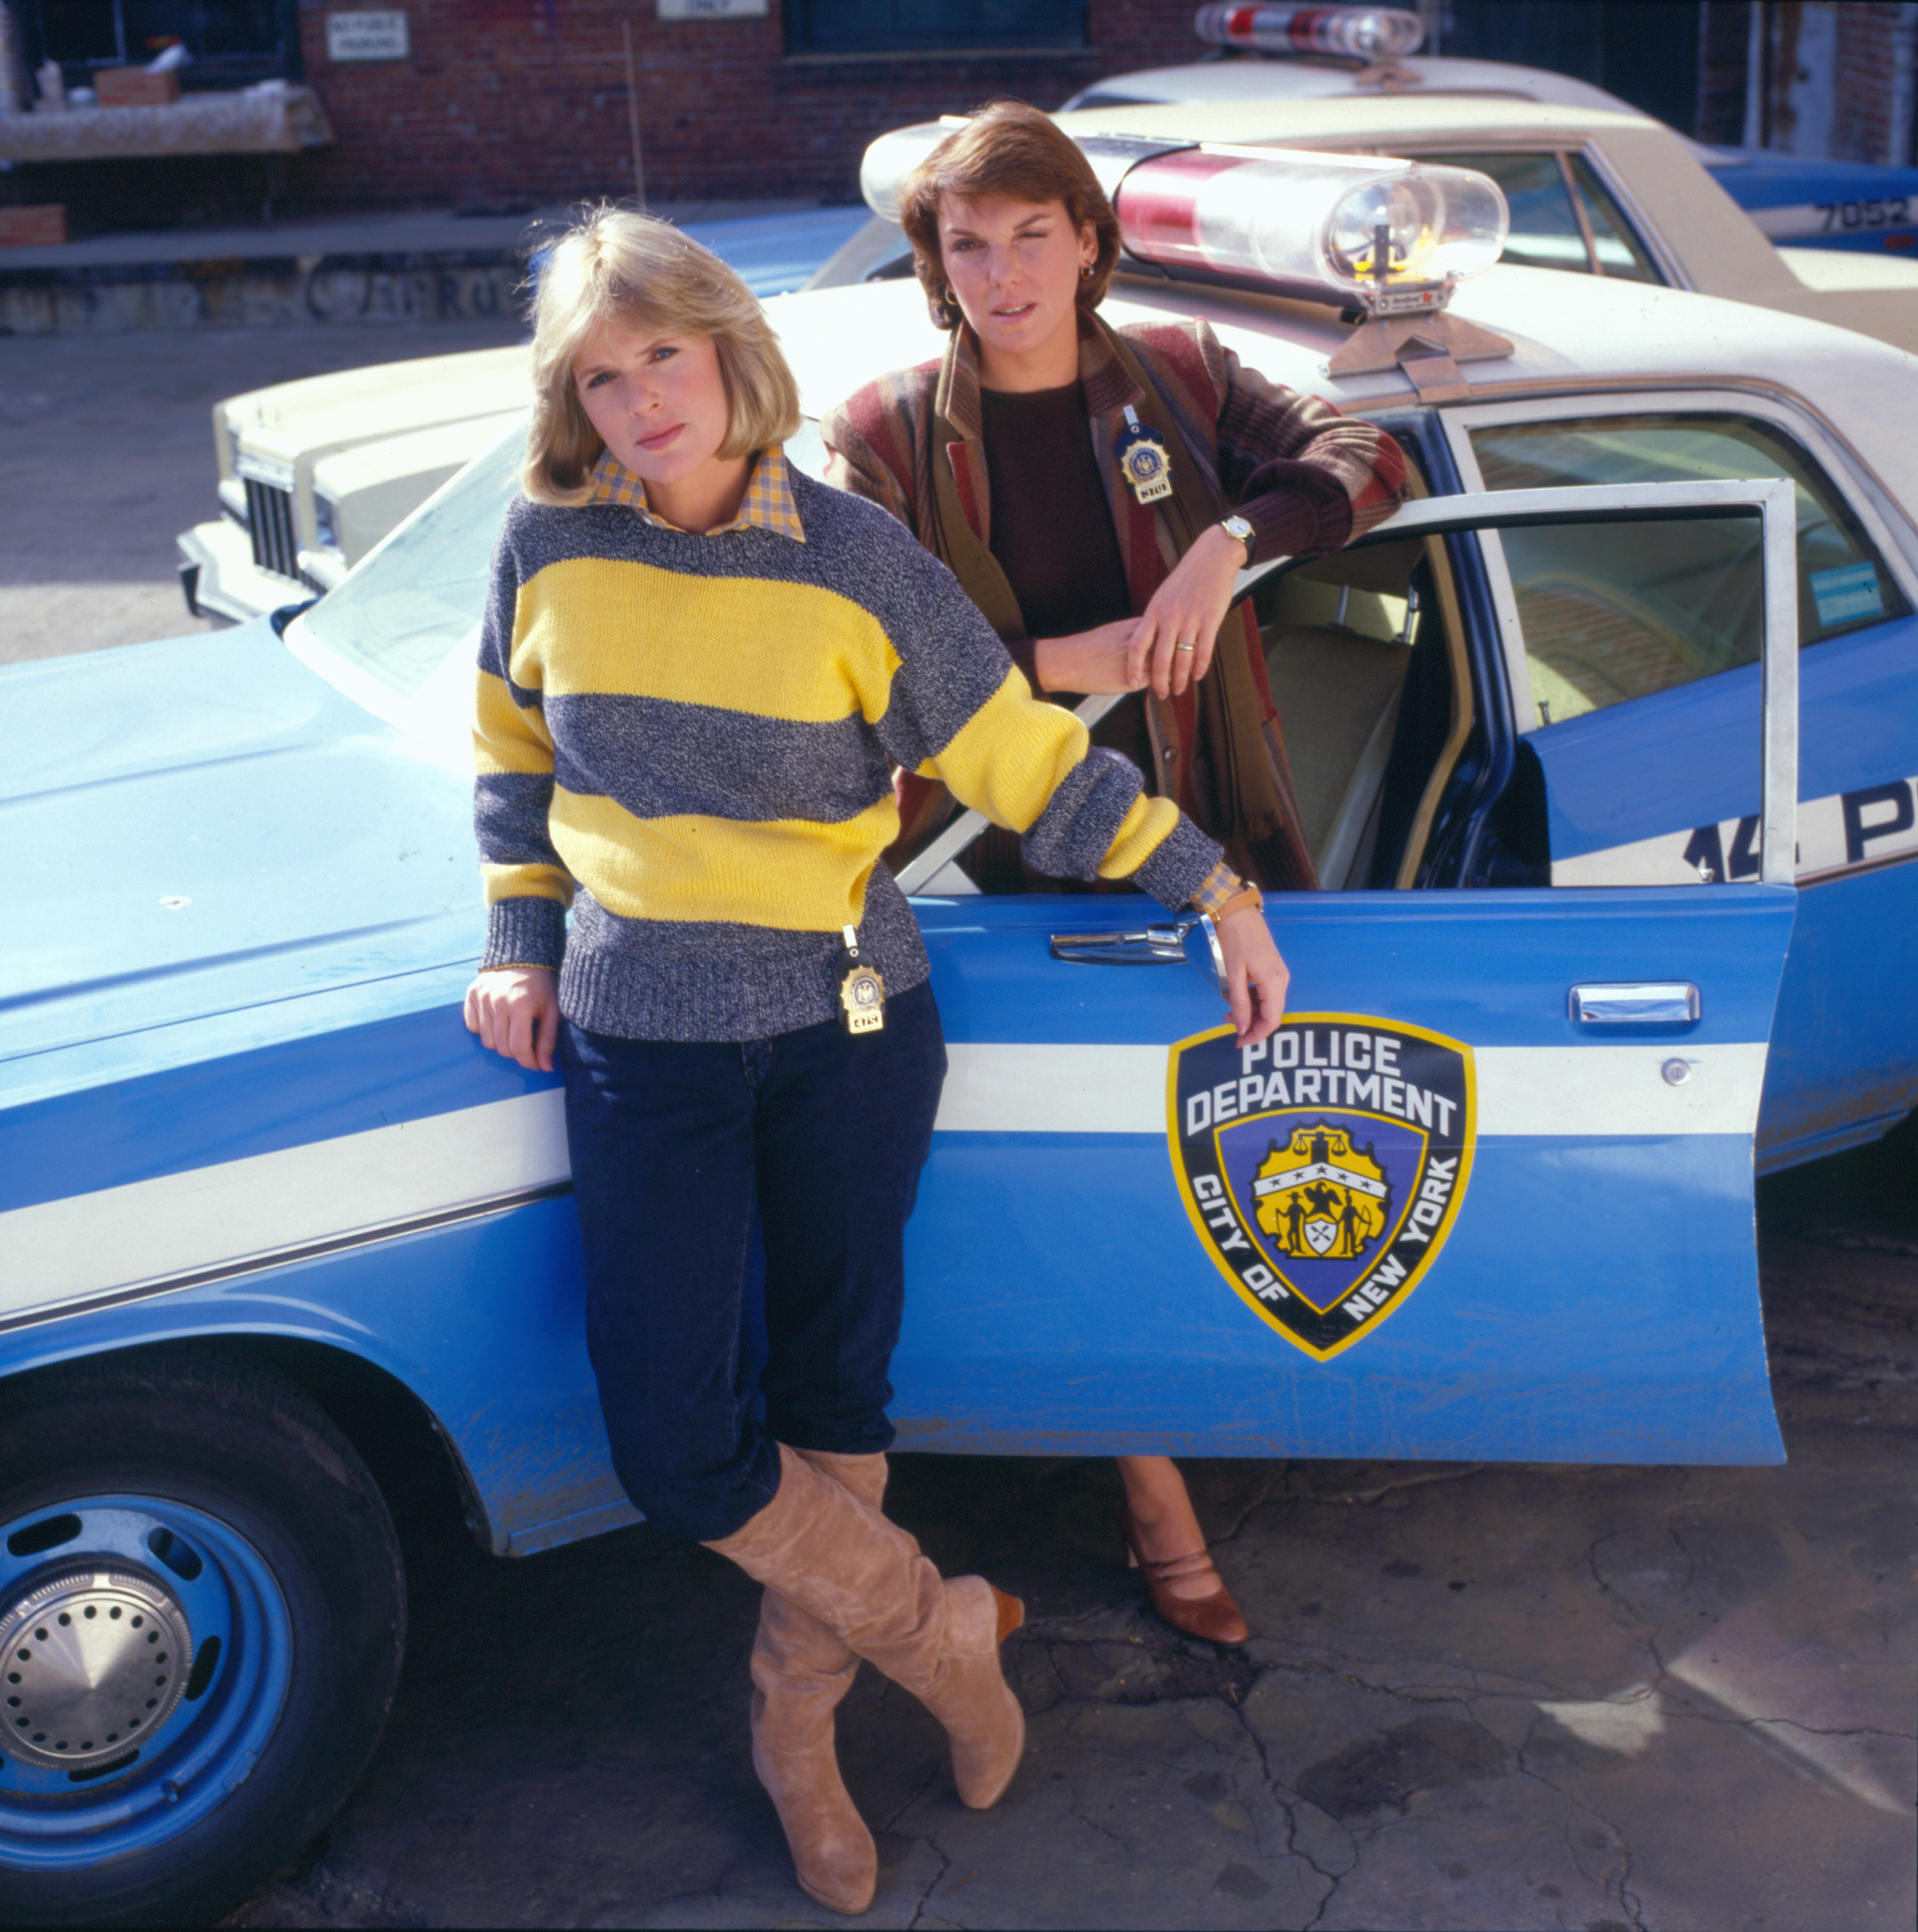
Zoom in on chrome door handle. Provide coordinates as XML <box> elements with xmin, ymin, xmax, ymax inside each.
<box><xmin>1050</xmin><ymin>921</ymin><xmax>1196</xmax><ymax>964</ymax></box>
<box><xmin>1568</xmin><ymin>982</ymin><xmax>1701</xmax><ymax>1023</ymax></box>
<box><xmin>1052</xmin><ymin>918</ymin><xmax>1231</xmax><ymax>996</ymax></box>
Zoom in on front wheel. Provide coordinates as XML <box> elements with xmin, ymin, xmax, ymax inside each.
<box><xmin>0</xmin><ymin>1350</ymin><xmax>406</xmax><ymax>1926</ymax></box>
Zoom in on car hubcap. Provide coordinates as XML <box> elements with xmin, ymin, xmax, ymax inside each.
<box><xmin>0</xmin><ymin>1568</ymin><xmax>192</xmax><ymax>1770</ymax></box>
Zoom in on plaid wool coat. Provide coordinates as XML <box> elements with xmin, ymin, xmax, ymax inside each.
<box><xmin>821</xmin><ymin>311</ymin><xmax>1410</xmax><ymax>890</ymax></box>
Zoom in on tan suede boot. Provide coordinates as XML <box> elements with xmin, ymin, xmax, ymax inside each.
<box><xmin>750</xmin><ymin>1451</ymin><xmax>887</xmax><ymax>1915</ymax></box>
<box><xmin>708</xmin><ymin>1446</ymin><xmax>1026</xmax><ymax>1816</ymax></box>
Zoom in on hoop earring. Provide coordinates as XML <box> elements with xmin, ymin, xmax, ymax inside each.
<box><xmin>939</xmin><ymin>289</ymin><xmax>963</xmax><ymax>327</ymax></box>
<box><xmin>1080</xmin><ymin>263</ymin><xmax>1095</xmax><ymax>281</ymax></box>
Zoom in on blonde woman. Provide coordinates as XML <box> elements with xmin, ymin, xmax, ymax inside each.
<box><xmin>825</xmin><ymin>101</ymin><xmax>1409</xmax><ymax>1646</ymax></box>
<box><xmin>462</xmin><ymin>208</ymin><xmax>1288</xmax><ymax>1915</ymax></box>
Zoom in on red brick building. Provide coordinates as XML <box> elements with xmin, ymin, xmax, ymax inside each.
<box><xmin>8</xmin><ymin>2</ymin><xmax>1912</xmax><ymax>231</ymax></box>
<box><xmin>293</xmin><ymin>1</ymin><xmax>1204</xmax><ymax>214</ymax></box>
<box><xmin>1696</xmin><ymin>0</ymin><xmax>1918</xmax><ymax>161</ymax></box>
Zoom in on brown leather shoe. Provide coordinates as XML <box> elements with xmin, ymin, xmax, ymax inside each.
<box><xmin>1118</xmin><ymin>1502</ymin><xmax>1250</xmax><ymax>1645</ymax></box>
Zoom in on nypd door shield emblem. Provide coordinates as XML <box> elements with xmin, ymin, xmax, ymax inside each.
<box><xmin>1167</xmin><ymin>1014</ymin><xmax>1475</xmax><ymax>1359</ymax></box>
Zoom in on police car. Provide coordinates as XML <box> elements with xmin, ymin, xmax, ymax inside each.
<box><xmin>811</xmin><ymin>11</ymin><xmax>1918</xmax><ymax>364</ymax></box>
<box><xmin>1069</xmin><ymin>2</ymin><xmax>1918</xmax><ymax>259</ymax></box>
<box><xmin>3</xmin><ymin>132</ymin><xmax>1915</xmax><ymax>1922</ymax></box>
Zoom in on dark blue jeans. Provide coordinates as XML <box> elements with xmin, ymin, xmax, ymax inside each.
<box><xmin>561</xmin><ymin>981</ymin><xmax>946</xmax><ymax>1543</ymax></box>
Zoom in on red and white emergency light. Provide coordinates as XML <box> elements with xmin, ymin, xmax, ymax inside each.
<box><xmin>1193</xmin><ymin>4</ymin><xmax>1427</xmax><ymax>63</ymax></box>
<box><xmin>859</xmin><ymin>125</ymin><xmax>1508</xmax><ymax>320</ymax></box>
<box><xmin>1110</xmin><ymin>146</ymin><xmax>1505</xmax><ymax>314</ymax></box>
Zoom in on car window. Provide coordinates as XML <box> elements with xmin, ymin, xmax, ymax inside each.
<box><xmin>299</xmin><ymin>421</ymin><xmax>526</xmax><ymax>699</ymax></box>
<box><xmin>1468</xmin><ymin>413</ymin><xmax>1910</xmax><ymax>726</ymax></box>
<box><xmin>1564</xmin><ymin>155</ymin><xmax>1662</xmax><ymax>282</ymax></box>
<box><xmin>1434</xmin><ymin>151</ymin><xmax>1591</xmax><ymax>273</ymax></box>
<box><xmin>1424</xmin><ymin>150</ymin><xmax>1662</xmax><ymax>283</ymax></box>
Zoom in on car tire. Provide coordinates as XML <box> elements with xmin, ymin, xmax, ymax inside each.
<box><xmin>0</xmin><ymin>1348</ymin><xmax>406</xmax><ymax>1927</ymax></box>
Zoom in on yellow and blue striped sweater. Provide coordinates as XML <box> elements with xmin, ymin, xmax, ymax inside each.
<box><xmin>474</xmin><ymin>452</ymin><xmax>1220</xmax><ymax>1042</ymax></box>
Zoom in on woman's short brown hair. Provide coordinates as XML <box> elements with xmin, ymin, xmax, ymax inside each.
<box><xmin>897</xmin><ymin>100</ymin><xmax>1122</xmax><ymax>332</ymax></box>
<box><xmin>522</xmin><ymin>204</ymin><xmax>802</xmax><ymax>506</ymax></box>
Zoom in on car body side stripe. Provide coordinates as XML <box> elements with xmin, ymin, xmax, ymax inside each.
<box><xmin>934</xmin><ymin>1043</ymin><xmax>1769</xmax><ymax>1138</ymax></box>
<box><xmin>0</xmin><ymin>1091</ymin><xmax>571</xmax><ymax>1327</ymax></box>
<box><xmin>0</xmin><ymin>1041</ymin><xmax>1769</xmax><ymax>1331</ymax></box>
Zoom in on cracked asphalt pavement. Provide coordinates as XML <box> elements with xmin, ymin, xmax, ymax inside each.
<box><xmin>227</xmin><ymin>1120</ymin><xmax>1917</xmax><ymax>1931</ymax></box>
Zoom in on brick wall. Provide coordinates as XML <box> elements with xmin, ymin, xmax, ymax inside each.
<box><xmin>1831</xmin><ymin>1</ymin><xmax>1918</xmax><ymax>166</ymax></box>
<box><xmin>1705</xmin><ymin>1</ymin><xmax>1918</xmax><ymax>166</ymax></box>
<box><xmin>293</xmin><ymin>0</ymin><xmax>1205</xmax><ymax>215</ymax></box>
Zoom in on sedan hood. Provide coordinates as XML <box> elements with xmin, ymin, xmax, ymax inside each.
<box><xmin>0</xmin><ymin>622</ymin><xmax>484</xmax><ymax>1074</ymax></box>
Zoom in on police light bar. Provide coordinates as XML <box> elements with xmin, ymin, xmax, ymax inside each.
<box><xmin>1194</xmin><ymin>3</ymin><xmax>1426</xmax><ymax>62</ymax></box>
<box><xmin>859</xmin><ymin>119</ymin><xmax>964</xmax><ymax>224</ymax></box>
<box><xmin>860</xmin><ymin>128</ymin><xmax>1506</xmax><ymax>316</ymax></box>
<box><xmin>1114</xmin><ymin>147</ymin><xmax>1507</xmax><ymax>314</ymax></box>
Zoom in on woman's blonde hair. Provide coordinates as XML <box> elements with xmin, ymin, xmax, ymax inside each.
<box><xmin>522</xmin><ymin>205</ymin><xmax>802</xmax><ymax>506</ymax></box>
<box><xmin>898</xmin><ymin>100</ymin><xmax>1122</xmax><ymax>332</ymax></box>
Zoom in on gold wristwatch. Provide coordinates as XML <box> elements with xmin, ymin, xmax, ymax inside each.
<box><xmin>1219</xmin><ymin>512</ymin><xmax>1254</xmax><ymax>559</ymax></box>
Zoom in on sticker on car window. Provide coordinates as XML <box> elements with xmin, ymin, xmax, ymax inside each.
<box><xmin>1808</xmin><ymin>559</ymin><xmax>1886</xmax><ymax>627</ymax></box>
<box><xmin>1168</xmin><ymin>1016</ymin><xmax>1475</xmax><ymax>1360</ymax></box>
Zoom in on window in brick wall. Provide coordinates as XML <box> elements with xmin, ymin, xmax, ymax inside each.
<box><xmin>784</xmin><ymin>1</ymin><xmax>1086</xmax><ymax>57</ymax></box>
<box><xmin>21</xmin><ymin>0</ymin><xmax>303</xmax><ymax>89</ymax></box>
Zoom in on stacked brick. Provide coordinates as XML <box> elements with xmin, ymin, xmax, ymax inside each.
<box><xmin>1830</xmin><ymin>1</ymin><xmax>1918</xmax><ymax>169</ymax></box>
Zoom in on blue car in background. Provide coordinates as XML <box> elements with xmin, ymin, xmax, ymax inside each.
<box><xmin>6</xmin><ymin>141</ymin><xmax>1918</xmax><ymax>1922</ymax></box>
<box><xmin>1712</xmin><ymin>148</ymin><xmax>1918</xmax><ymax>256</ymax></box>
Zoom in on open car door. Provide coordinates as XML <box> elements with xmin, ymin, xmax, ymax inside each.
<box><xmin>895</xmin><ymin>480</ymin><xmax>1801</xmax><ymax>1466</ymax></box>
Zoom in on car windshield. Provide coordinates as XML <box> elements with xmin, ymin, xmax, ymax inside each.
<box><xmin>295</xmin><ymin>416</ymin><xmax>834</xmax><ymax>707</ymax></box>
<box><xmin>296</xmin><ymin>417</ymin><xmax>527</xmax><ymax>701</ymax></box>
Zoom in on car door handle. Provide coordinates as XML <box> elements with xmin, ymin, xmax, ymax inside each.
<box><xmin>1053</xmin><ymin>918</ymin><xmax>1232</xmax><ymax>995</ymax></box>
<box><xmin>1568</xmin><ymin>982</ymin><xmax>1701</xmax><ymax>1023</ymax></box>
<box><xmin>1051</xmin><ymin>922</ymin><xmax>1196</xmax><ymax>964</ymax></box>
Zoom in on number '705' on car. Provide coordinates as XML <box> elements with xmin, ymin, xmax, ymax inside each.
<box><xmin>1</xmin><ymin>132</ymin><xmax>1914</xmax><ymax>1924</ymax></box>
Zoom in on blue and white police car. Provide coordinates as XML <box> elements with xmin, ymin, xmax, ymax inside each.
<box><xmin>2</xmin><ymin>132</ymin><xmax>1914</xmax><ymax>1922</ymax></box>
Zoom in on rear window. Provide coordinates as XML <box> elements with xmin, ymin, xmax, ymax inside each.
<box><xmin>1426</xmin><ymin>150</ymin><xmax>1662</xmax><ymax>283</ymax></box>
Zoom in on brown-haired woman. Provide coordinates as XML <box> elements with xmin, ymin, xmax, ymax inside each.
<box><xmin>824</xmin><ymin>100</ymin><xmax>1410</xmax><ymax>1646</ymax></box>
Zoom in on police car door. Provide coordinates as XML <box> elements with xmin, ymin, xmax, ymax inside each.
<box><xmin>1439</xmin><ymin>392</ymin><xmax>1918</xmax><ymax>1169</ymax></box>
<box><xmin>894</xmin><ymin>481</ymin><xmax>1799</xmax><ymax>1466</ymax></box>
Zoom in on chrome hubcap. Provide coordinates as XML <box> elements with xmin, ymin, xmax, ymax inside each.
<box><xmin>1</xmin><ymin>1567</ymin><xmax>193</xmax><ymax>1769</ymax></box>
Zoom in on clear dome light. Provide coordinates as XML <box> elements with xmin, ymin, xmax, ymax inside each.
<box><xmin>1193</xmin><ymin>4</ymin><xmax>1427</xmax><ymax>62</ymax></box>
<box><xmin>858</xmin><ymin>120</ymin><xmax>963</xmax><ymax>223</ymax></box>
<box><xmin>1114</xmin><ymin>148</ymin><xmax>1509</xmax><ymax>311</ymax></box>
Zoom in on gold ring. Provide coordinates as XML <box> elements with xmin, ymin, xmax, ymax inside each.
<box><xmin>1174</xmin><ymin>642</ymin><xmax>1196</xmax><ymax>653</ymax></box>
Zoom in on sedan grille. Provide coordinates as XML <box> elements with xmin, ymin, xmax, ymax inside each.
<box><xmin>243</xmin><ymin>478</ymin><xmax>301</xmax><ymax>581</ymax></box>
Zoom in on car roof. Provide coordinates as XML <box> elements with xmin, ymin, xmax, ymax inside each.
<box><xmin>1066</xmin><ymin>54</ymin><xmax>1641</xmax><ymax>119</ymax></box>
<box><xmin>769</xmin><ymin>260</ymin><xmax>1918</xmax><ymax>516</ymax></box>
<box><xmin>1046</xmin><ymin>96</ymin><xmax>1805</xmax><ymax>302</ymax></box>
<box><xmin>1055</xmin><ymin>93</ymin><xmax>1661</xmax><ymax>148</ymax></box>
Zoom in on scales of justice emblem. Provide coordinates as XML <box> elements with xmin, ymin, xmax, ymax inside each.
<box><xmin>1165</xmin><ymin>1013</ymin><xmax>1476</xmax><ymax>1359</ymax></box>
<box><xmin>1252</xmin><ymin>1123</ymin><xmax>1392</xmax><ymax>1260</ymax></box>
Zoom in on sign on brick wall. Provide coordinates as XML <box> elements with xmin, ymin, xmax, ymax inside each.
<box><xmin>658</xmin><ymin>1</ymin><xmax>769</xmax><ymax>19</ymax></box>
<box><xmin>326</xmin><ymin>11</ymin><xmax>411</xmax><ymax>63</ymax></box>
